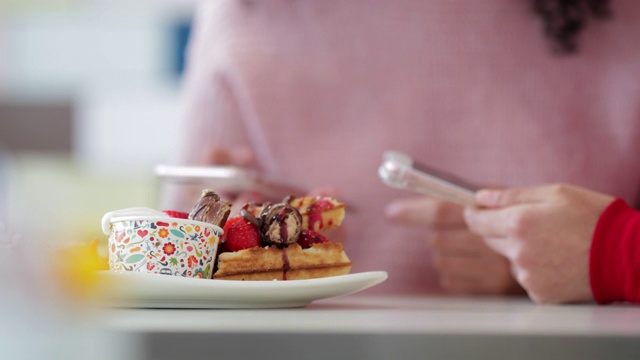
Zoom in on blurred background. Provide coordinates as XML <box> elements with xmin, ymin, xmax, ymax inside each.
<box><xmin>0</xmin><ymin>0</ymin><xmax>197</xmax><ymax>245</ymax></box>
<box><xmin>0</xmin><ymin>1</ymin><xmax>197</xmax><ymax>358</ymax></box>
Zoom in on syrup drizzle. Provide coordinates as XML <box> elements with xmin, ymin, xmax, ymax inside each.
<box><xmin>281</xmin><ymin>249</ymin><xmax>290</xmax><ymax>280</ymax></box>
<box><xmin>307</xmin><ymin>202</ymin><xmax>325</xmax><ymax>230</ymax></box>
<box><xmin>275</xmin><ymin>209</ymin><xmax>291</xmax><ymax>280</ymax></box>
<box><xmin>276</xmin><ymin>210</ymin><xmax>289</xmax><ymax>243</ymax></box>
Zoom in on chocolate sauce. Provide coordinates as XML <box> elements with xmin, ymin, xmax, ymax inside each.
<box><xmin>281</xmin><ymin>249</ymin><xmax>290</xmax><ymax>280</ymax></box>
<box><xmin>259</xmin><ymin>203</ymin><xmax>302</xmax><ymax>245</ymax></box>
<box><xmin>240</xmin><ymin>209</ymin><xmax>260</xmax><ymax>228</ymax></box>
<box><xmin>276</xmin><ymin>208</ymin><xmax>290</xmax><ymax>243</ymax></box>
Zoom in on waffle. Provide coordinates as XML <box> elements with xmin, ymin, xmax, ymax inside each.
<box><xmin>213</xmin><ymin>242</ymin><xmax>352</xmax><ymax>280</ymax></box>
<box><xmin>288</xmin><ymin>197</ymin><xmax>346</xmax><ymax>231</ymax></box>
<box><xmin>212</xmin><ymin>196</ymin><xmax>351</xmax><ymax>281</ymax></box>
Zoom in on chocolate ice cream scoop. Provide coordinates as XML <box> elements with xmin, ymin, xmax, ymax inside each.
<box><xmin>188</xmin><ymin>189</ymin><xmax>232</xmax><ymax>228</ymax></box>
<box><xmin>259</xmin><ymin>203</ymin><xmax>302</xmax><ymax>246</ymax></box>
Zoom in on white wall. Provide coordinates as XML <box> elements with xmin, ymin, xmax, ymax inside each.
<box><xmin>1</xmin><ymin>0</ymin><xmax>196</xmax><ymax>174</ymax></box>
<box><xmin>0</xmin><ymin>0</ymin><xmax>198</xmax><ymax>243</ymax></box>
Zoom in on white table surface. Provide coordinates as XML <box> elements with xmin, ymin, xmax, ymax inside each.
<box><xmin>99</xmin><ymin>294</ymin><xmax>640</xmax><ymax>360</ymax></box>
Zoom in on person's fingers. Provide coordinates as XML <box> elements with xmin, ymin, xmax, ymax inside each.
<box><xmin>431</xmin><ymin>251</ymin><xmax>505</xmax><ymax>279</ymax></box>
<box><xmin>206</xmin><ymin>147</ymin><xmax>256</xmax><ymax>167</ymax></box>
<box><xmin>428</xmin><ymin>229</ymin><xmax>486</xmax><ymax>255</ymax></box>
<box><xmin>475</xmin><ymin>184</ymin><xmax>562</xmax><ymax>208</ymax></box>
<box><xmin>464</xmin><ymin>205</ymin><xmax>541</xmax><ymax>239</ymax></box>
<box><xmin>481</xmin><ymin>236</ymin><xmax>519</xmax><ymax>259</ymax></box>
<box><xmin>386</xmin><ymin>197</ymin><xmax>464</xmax><ymax>228</ymax></box>
<box><xmin>206</xmin><ymin>148</ymin><xmax>233</xmax><ymax>165</ymax></box>
<box><xmin>231</xmin><ymin>147</ymin><xmax>256</xmax><ymax>167</ymax></box>
<box><xmin>432</xmin><ymin>251</ymin><xmax>523</xmax><ymax>295</ymax></box>
<box><xmin>463</xmin><ymin>206</ymin><xmax>510</xmax><ymax>238</ymax></box>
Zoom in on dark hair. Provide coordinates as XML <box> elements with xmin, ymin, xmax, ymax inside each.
<box><xmin>533</xmin><ymin>0</ymin><xmax>612</xmax><ymax>53</ymax></box>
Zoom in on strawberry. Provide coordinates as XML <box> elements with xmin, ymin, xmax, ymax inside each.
<box><xmin>306</xmin><ymin>198</ymin><xmax>337</xmax><ymax>231</ymax></box>
<box><xmin>224</xmin><ymin>217</ymin><xmax>262</xmax><ymax>252</ymax></box>
<box><xmin>222</xmin><ymin>216</ymin><xmax>244</xmax><ymax>239</ymax></box>
<box><xmin>308</xmin><ymin>198</ymin><xmax>334</xmax><ymax>213</ymax></box>
<box><xmin>162</xmin><ymin>210</ymin><xmax>189</xmax><ymax>219</ymax></box>
<box><xmin>297</xmin><ymin>229</ymin><xmax>329</xmax><ymax>249</ymax></box>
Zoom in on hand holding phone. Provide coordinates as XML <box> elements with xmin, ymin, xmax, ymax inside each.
<box><xmin>378</xmin><ymin>151</ymin><xmax>477</xmax><ymax>206</ymax></box>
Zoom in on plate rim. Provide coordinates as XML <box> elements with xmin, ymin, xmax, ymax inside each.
<box><xmin>98</xmin><ymin>270</ymin><xmax>388</xmax><ymax>309</ymax></box>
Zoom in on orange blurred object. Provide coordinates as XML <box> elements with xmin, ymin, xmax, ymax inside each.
<box><xmin>54</xmin><ymin>239</ymin><xmax>108</xmax><ymax>301</ymax></box>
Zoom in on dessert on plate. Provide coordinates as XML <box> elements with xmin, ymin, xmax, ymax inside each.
<box><xmin>184</xmin><ymin>190</ymin><xmax>352</xmax><ymax>281</ymax></box>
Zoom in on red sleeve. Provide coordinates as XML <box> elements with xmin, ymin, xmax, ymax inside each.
<box><xmin>590</xmin><ymin>198</ymin><xmax>640</xmax><ymax>304</ymax></box>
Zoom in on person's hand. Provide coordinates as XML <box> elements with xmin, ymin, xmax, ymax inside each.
<box><xmin>463</xmin><ymin>184</ymin><xmax>615</xmax><ymax>304</ymax></box>
<box><xmin>386</xmin><ymin>197</ymin><xmax>523</xmax><ymax>295</ymax></box>
<box><xmin>206</xmin><ymin>147</ymin><xmax>256</xmax><ymax>169</ymax></box>
<box><xmin>208</xmin><ymin>147</ymin><xmax>342</xmax><ymax>212</ymax></box>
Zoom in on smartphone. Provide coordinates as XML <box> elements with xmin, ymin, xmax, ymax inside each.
<box><xmin>155</xmin><ymin>164</ymin><xmax>306</xmax><ymax>199</ymax></box>
<box><xmin>378</xmin><ymin>151</ymin><xmax>478</xmax><ymax>206</ymax></box>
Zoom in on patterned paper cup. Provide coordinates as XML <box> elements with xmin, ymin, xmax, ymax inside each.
<box><xmin>101</xmin><ymin>208</ymin><xmax>223</xmax><ymax>279</ymax></box>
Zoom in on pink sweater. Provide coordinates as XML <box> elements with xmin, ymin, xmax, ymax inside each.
<box><xmin>167</xmin><ymin>0</ymin><xmax>640</xmax><ymax>294</ymax></box>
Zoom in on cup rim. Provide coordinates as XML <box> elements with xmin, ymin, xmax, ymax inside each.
<box><xmin>109</xmin><ymin>216</ymin><xmax>224</xmax><ymax>235</ymax></box>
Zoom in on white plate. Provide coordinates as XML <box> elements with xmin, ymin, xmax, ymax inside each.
<box><xmin>98</xmin><ymin>271</ymin><xmax>388</xmax><ymax>309</ymax></box>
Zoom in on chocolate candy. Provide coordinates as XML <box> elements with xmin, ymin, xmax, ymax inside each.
<box><xmin>188</xmin><ymin>189</ymin><xmax>232</xmax><ymax>228</ymax></box>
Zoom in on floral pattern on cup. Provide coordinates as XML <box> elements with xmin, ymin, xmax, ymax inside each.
<box><xmin>108</xmin><ymin>218</ymin><xmax>221</xmax><ymax>279</ymax></box>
